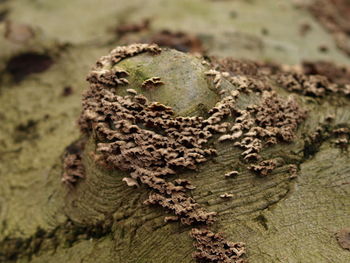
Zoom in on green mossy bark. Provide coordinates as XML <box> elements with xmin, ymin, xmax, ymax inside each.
<box><xmin>1</xmin><ymin>0</ymin><xmax>350</xmax><ymax>262</ymax></box>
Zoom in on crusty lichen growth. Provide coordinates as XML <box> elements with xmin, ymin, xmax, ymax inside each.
<box><xmin>74</xmin><ymin>43</ymin><xmax>252</xmax><ymax>261</ymax></box>
<box><xmin>141</xmin><ymin>76</ymin><xmax>164</xmax><ymax>90</ymax></box>
<box><xmin>64</xmin><ymin>44</ymin><xmax>311</xmax><ymax>262</ymax></box>
<box><xmin>62</xmin><ymin>139</ymin><xmax>86</xmax><ymax>186</ymax></box>
<box><xmin>190</xmin><ymin>228</ymin><xmax>246</xmax><ymax>263</ymax></box>
<box><xmin>336</xmin><ymin>228</ymin><xmax>350</xmax><ymax>250</ymax></box>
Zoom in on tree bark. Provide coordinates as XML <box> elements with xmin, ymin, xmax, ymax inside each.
<box><xmin>0</xmin><ymin>1</ymin><xmax>350</xmax><ymax>263</ymax></box>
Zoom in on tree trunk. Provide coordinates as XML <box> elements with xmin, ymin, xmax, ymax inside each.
<box><xmin>0</xmin><ymin>1</ymin><xmax>350</xmax><ymax>263</ymax></box>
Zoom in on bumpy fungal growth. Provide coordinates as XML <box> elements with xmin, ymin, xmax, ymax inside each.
<box><xmin>79</xmin><ymin>86</ymin><xmax>232</xmax><ymax>224</ymax></box>
<box><xmin>302</xmin><ymin>61</ymin><xmax>350</xmax><ymax>86</ymax></box>
<box><xmin>62</xmin><ymin>139</ymin><xmax>86</xmax><ymax>186</ymax></box>
<box><xmin>202</xmin><ymin>58</ymin><xmax>307</xmax><ymax>177</ymax></box>
<box><xmin>250</xmin><ymin>91</ymin><xmax>307</xmax><ymax>143</ymax></box>
<box><xmin>190</xmin><ymin>228</ymin><xmax>246</xmax><ymax>263</ymax></box>
<box><xmin>277</xmin><ymin>61</ymin><xmax>350</xmax><ymax>97</ymax></box>
<box><xmin>225</xmin><ymin>171</ymin><xmax>239</xmax><ymax>178</ymax></box>
<box><xmin>78</xmin><ymin>43</ymin><xmax>243</xmax><ymax>226</ymax></box>
<box><xmin>333</xmin><ymin>127</ymin><xmax>350</xmax><ymax>148</ymax></box>
<box><xmin>141</xmin><ymin>77</ymin><xmax>164</xmax><ymax>90</ymax></box>
<box><xmin>336</xmin><ymin>228</ymin><xmax>350</xmax><ymax>250</ymax></box>
<box><xmin>249</xmin><ymin>159</ymin><xmax>278</xmax><ymax>177</ymax></box>
<box><xmin>288</xmin><ymin>164</ymin><xmax>298</xmax><ymax>179</ymax></box>
<box><xmin>277</xmin><ymin>72</ymin><xmax>337</xmax><ymax>97</ymax></box>
<box><xmin>220</xmin><ymin>193</ymin><xmax>234</xmax><ymax>199</ymax></box>
<box><xmin>65</xmin><ymin>43</ymin><xmax>315</xmax><ymax>262</ymax></box>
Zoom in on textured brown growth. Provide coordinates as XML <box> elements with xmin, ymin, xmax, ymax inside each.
<box><xmin>74</xmin><ymin>46</ymin><xmax>311</xmax><ymax>262</ymax></box>
<box><xmin>79</xmin><ymin>85</ymin><xmax>232</xmax><ymax>224</ymax></box>
<box><xmin>226</xmin><ymin>91</ymin><xmax>306</xmax><ymax>166</ymax></box>
<box><xmin>333</xmin><ymin>127</ymin><xmax>350</xmax><ymax>148</ymax></box>
<box><xmin>150</xmin><ymin>30</ymin><xmax>204</xmax><ymax>54</ymax></box>
<box><xmin>302</xmin><ymin>61</ymin><xmax>350</xmax><ymax>85</ymax></box>
<box><xmin>277</xmin><ymin>66</ymin><xmax>350</xmax><ymax>97</ymax></box>
<box><xmin>210</xmin><ymin>57</ymin><xmax>280</xmax><ymax>77</ymax></box>
<box><xmin>190</xmin><ymin>228</ymin><xmax>246</xmax><ymax>263</ymax></box>
<box><xmin>78</xmin><ymin>44</ymin><xmax>241</xmax><ymax>225</ymax></box>
<box><xmin>277</xmin><ymin>72</ymin><xmax>336</xmax><ymax>97</ymax></box>
<box><xmin>336</xmin><ymin>228</ymin><xmax>350</xmax><ymax>250</ymax></box>
<box><xmin>250</xmin><ymin>91</ymin><xmax>307</xmax><ymax>143</ymax></box>
<box><xmin>141</xmin><ymin>77</ymin><xmax>164</xmax><ymax>90</ymax></box>
<box><xmin>220</xmin><ymin>193</ymin><xmax>234</xmax><ymax>199</ymax></box>
<box><xmin>99</xmin><ymin>43</ymin><xmax>161</xmax><ymax>66</ymax></box>
<box><xmin>249</xmin><ymin>159</ymin><xmax>278</xmax><ymax>177</ymax></box>
<box><xmin>205</xmin><ymin>59</ymin><xmax>306</xmax><ymax>176</ymax></box>
<box><xmin>145</xmin><ymin>191</ymin><xmax>216</xmax><ymax>225</ymax></box>
<box><xmin>62</xmin><ymin>139</ymin><xmax>86</xmax><ymax>186</ymax></box>
<box><xmin>309</xmin><ymin>0</ymin><xmax>350</xmax><ymax>57</ymax></box>
<box><xmin>225</xmin><ymin>171</ymin><xmax>239</xmax><ymax>178</ymax></box>
<box><xmin>209</xmin><ymin>57</ymin><xmax>280</xmax><ymax>94</ymax></box>
<box><xmin>288</xmin><ymin>164</ymin><xmax>298</xmax><ymax>179</ymax></box>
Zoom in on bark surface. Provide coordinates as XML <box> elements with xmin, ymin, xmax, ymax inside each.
<box><xmin>0</xmin><ymin>0</ymin><xmax>350</xmax><ymax>263</ymax></box>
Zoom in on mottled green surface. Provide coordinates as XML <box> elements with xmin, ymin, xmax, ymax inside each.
<box><xmin>0</xmin><ymin>0</ymin><xmax>350</xmax><ymax>262</ymax></box>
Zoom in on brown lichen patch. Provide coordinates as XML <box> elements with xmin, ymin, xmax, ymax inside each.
<box><xmin>212</xmin><ymin>57</ymin><xmax>350</xmax><ymax>98</ymax></box>
<box><xmin>215</xmin><ymin>58</ymin><xmax>259</xmax><ymax>75</ymax></box>
<box><xmin>249</xmin><ymin>159</ymin><xmax>278</xmax><ymax>177</ymax></box>
<box><xmin>145</xmin><ymin>192</ymin><xmax>216</xmax><ymax>225</ymax></box>
<box><xmin>225</xmin><ymin>171</ymin><xmax>239</xmax><ymax>178</ymax></box>
<box><xmin>164</xmin><ymin>215</ymin><xmax>179</xmax><ymax>223</ymax></box>
<box><xmin>95</xmin><ymin>43</ymin><xmax>161</xmax><ymax>67</ymax></box>
<box><xmin>62</xmin><ymin>139</ymin><xmax>86</xmax><ymax>186</ymax></box>
<box><xmin>122</xmin><ymin>177</ymin><xmax>139</xmax><ymax>187</ymax></box>
<box><xmin>150</xmin><ymin>30</ymin><xmax>204</xmax><ymax>54</ymax></box>
<box><xmin>277</xmin><ymin>60</ymin><xmax>350</xmax><ymax>97</ymax></box>
<box><xmin>126</xmin><ymin>88</ymin><xmax>138</xmax><ymax>95</ymax></box>
<box><xmin>336</xmin><ymin>228</ymin><xmax>350</xmax><ymax>250</ymax></box>
<box><xmin>205</xmin><ymin>69</ymin><xmax>224</xmax><ymax>90</ymax></box>
<box><xmin>204</xmin><ymin>60</ymin><xmax>306</xmax><ymax>176</ymax></box>
<box><xmin>78</xmin><ymin>45</ymin><xmax>243</xmax><ymax>225</ymax></box>
<box><xmin>78</xmin><ymin>83</ymin><xmax>232</xmax><ymax>224</ymax></box>
<box><xmin>209</xmin><ymin>57</ymin><xmax>278</xmax><ymax>93</ymax></box>
<box><xmin>276</xmin><ymin>72</ymin><xmax>336</xmax><ymax>97</ymax></box>
<box><xmin>220</xmin><ymin>193</ymin><xmax>234</xmax><ymax>199</ymax></box>
<box><xmin>141</xmin><ymin>77</ymin><xmax>164</xmax><ymax>90</ymax></box>
<box><xmin>309</xmin><ymin>0</ymin><xmax>350</xmax><ymax>57</ymax></box>
<box><xmin>333</xmin><ymin>127</ymin><xmax>350</xmax><ymax>148</ymax></box>
<box><xmin>302</xmin><ymin>61</ymin><xmax>350</xmax><ymax>87</ymax></box>
<box><xmin>115</xmin><ymin>19</ymin><xmax>150</xmax><ymax>37</ymax></box>
<box><xmin>231</xmin><ymin>91</ymin><xmax>306</xmax><ymax>164</ymax></box>
<box><xmin>190</xmin><ymin>228</ymin><xmax>246</xmax><ymax>263</ymax></box>
<box><xmin>87</xmin><ymin>67</ymin><xmax>129</xmax><ymax>87</ymax></box>
<box><xmin>6</xmin><ymin>52</ymin><xmax>54</xmax><ymax>82</ymax></box>
<box><xmin>250</xmin><ymin>91</ymin><xmax>307</xmax><ymax>143</ymax></box>
<box><xmin>288</xmin><ymin>164</ymin><xmax>298</xmax><ymax>179</ymax></box>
